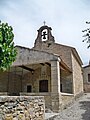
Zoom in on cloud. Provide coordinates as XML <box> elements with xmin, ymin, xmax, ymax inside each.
<box><xmin>0</xmin><ymin>0</ymin><xmax>90</xmax><ymax>64</ymax></box>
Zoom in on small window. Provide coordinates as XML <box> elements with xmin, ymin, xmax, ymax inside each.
<box><xmin>88</xmin><ymin>74</ymin><xmax>90</xmax><ymax>82</ymax></box>
<box><xmin>27</xmin><ymin>85</ymin><xmax>32</xmax><ymax>92</ymax></box>
<box><xmin>60</xmin><ymin>84</ymin><xmax>62</xmax><ymax>92</ymax></box>
<box><xmin>39</xmin><ymin>80</ymin><xmax>48</xmax><ymax>92</ymax></box>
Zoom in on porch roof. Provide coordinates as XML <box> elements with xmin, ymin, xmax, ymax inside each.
<box><xmin>13</xmin><ymin>46</ymin><xmax>61</xmax><ymax>66</ymax></box>
<box><xmin>12</xmin><ymin>46</ymin><xmax>72</xmax><ymax>73</ymax></box>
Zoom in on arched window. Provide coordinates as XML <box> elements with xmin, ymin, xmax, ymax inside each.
<box><xmin>27</xmin><ymin>85</ymin><xmax>32</xmax><ymax>92</ymax></box>
<box><xmin>39</xmin><ymin>80</ymin><xmax>48</xmax><ymax>92</ymax></box>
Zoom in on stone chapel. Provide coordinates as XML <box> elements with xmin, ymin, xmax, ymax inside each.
<box><xmin>0</xmin><ymin>24</ymin><xmax>83</xmax><ymax>112</ymax></box>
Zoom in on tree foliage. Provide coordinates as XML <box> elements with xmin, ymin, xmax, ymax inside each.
<box><xmin>0</xmin><ymin>21</ymin><xmax>17</xmax><ymax>71</ymax></box>
<box><xmin>82</xmin><ymin>21</ymin><xmax>90</xmax><ymax>48</ymax></box>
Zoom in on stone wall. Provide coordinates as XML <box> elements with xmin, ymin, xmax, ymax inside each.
<box><xmin>83</xmin><ymin>66</ymin><xmax>90</xmax><ymax>92</ymax></box>
<box><xmin>22</xmin><ymin>64</ymin><xmax>51</xmax><ymax>93</ymax></box>
<box><xmin>83</xmin><ymin>66</ymin><xmax>90</xmax><ymax>84</ymax></box>
<box><xmin>0</xmin><ymin>71</ymin><xmax>8</xmax><ymax>92</ymax></box>
<box><xmin>33</xmin><ymin>42</ymin><xmax>72</xmax><ymax>69</ymax></box>
<box><xmin>0</xmin><ymin>96</ymin><xmax>45</xmax><ymax>120</ymax></box>
<box><xmin>71</xmin><ymin>53</ymin><xmax>83</xmax><ymax>95</ymax></box>
<box><xmin>61</xmin><ymin>93</ymin><xmax>74</xmax><ymax>109</ymax></box>
<box><xmin>61</xmin><ymin>70</ymin><xmax>72</xmax><ymax>93</ymax></box>
<box><xmin>84</xmin><ymin>84</ymin><xmax>90</xmax><ymax>92</ymax></box>
<box><xmin>20</xmin><ymin>93</ymin><xmax>52</xmax><ymax>111</ymax></box>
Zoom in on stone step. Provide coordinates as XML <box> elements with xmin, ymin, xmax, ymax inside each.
<box><xmin>45</xmin><ymin>113</ymin><xmax>59</xmax><ymax>120</ymax></box>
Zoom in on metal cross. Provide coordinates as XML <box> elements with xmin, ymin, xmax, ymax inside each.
<box><xmin>43</xmin><ymin>21</ymin><xmax>46</xmax><ymax>26</ymax></box>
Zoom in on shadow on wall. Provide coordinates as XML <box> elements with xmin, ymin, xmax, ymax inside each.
<box><xmin>79</xmin><ymin>99</ymin><xmax>90</xmax><ymax>120</ymax></box>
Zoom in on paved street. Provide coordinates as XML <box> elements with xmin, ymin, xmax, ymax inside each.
<box><xmin>46</xmin><ymin>93</ymin><xmax>90</xmax><ymax>120</ymax></box>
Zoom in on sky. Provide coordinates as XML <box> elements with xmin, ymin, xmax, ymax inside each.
<box><xmin>0</xmin><ymin>0</ymin><xmax>90</xmax><ymax>65</ymax></box>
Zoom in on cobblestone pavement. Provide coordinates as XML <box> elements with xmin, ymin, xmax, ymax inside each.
<box><xmin>53</xmin><ymin>93</ymin><xmax>90</xmax><ymax>120</ymax></box>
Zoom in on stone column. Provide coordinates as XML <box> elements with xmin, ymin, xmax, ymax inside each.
<box><xmin>51</xmin><ymin>59</ymin><xmax>62</xmax><ymax>112</ymax></box>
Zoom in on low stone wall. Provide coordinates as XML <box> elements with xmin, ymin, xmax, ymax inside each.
<box><xmin>20</xmin><ymin>92</ymin><xmax>52</xmax><ymax>111</ymax></box>
<box><xmin>61</xmin><ymin>92</ymin><xmax>83</xmax><ymax>110</ymax></box>
<box><xmin>61</xmin><ymin>93</ymin><xmax>74</xmax><ymax>109</ymax></box>
<box><xmin>0</xmin><ymin>96</ymin><xmax>45</xmax><ymax>120</ymax></box>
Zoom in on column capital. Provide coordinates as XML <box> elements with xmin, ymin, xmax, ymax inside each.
<box><xmin>50</xmin><ymin>57</ymin><xmax>61</xmax><ymax>62</ymax></box>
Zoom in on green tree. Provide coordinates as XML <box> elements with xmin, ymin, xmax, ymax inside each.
<box><xmin>82</xmin><ymin>21</ymin><xmax>90</xmax><ymax>48</ymax></box>
<box><xmin>0</xmin><ymin>21</ymin><xmax>17</xmax><ymax>71</ymax></box>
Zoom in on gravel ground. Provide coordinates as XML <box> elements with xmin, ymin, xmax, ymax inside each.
<box><xmin>53</xmin><ymin>93</ymin><xmax>90</xmax><ymax>120</ymax></box>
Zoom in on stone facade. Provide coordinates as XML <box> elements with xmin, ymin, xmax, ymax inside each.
<box><xmin>83</xmin><ymin>64</ymin><xmax>90</xmax><ymax>92</ymax></box>
<box><xmin>0</xmin><ymin>25</ymin><xmax>83</xmax><ymax>112</ymax></box>
<box><xmin>0</xmin><ymin>96</ymin><xmax>45</xmax><ymax>120</ymax></box>
<box><xmin>71</xmin><ymin>52</ymin><xmax>83</xmax><ymax>95</ymax></box>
